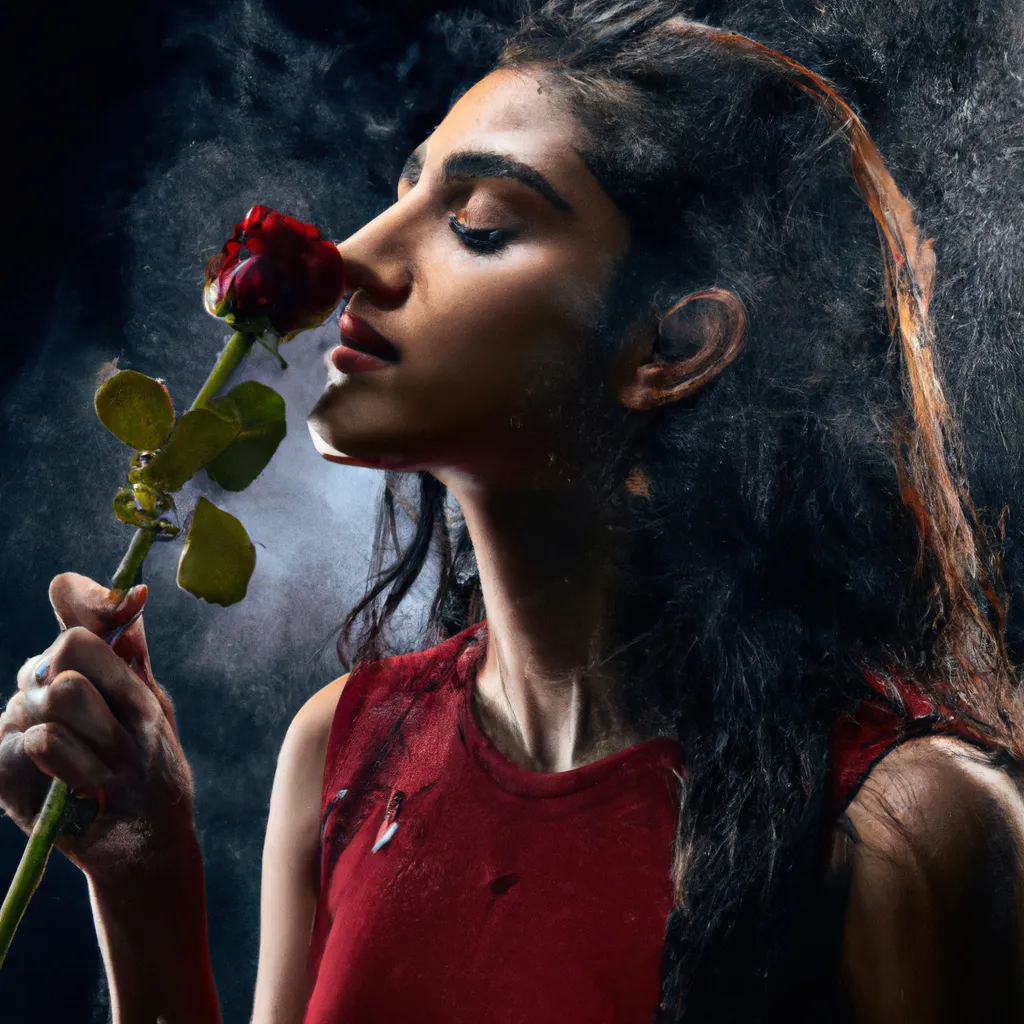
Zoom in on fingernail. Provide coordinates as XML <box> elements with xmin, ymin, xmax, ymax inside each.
<box><xmin>34</xmin><ymin>658</ymin><xmax>49</xmax><ymax>683</ymax></box>
<box><xmin>113</xmin><ymin>584</ymin><xmax>144</xmax><ymax>613</ymax></box>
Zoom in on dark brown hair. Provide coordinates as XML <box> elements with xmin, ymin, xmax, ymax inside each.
<box><xmin>334</xmin><ymin>2</ymin><xmax>1023</xmax><ymax>1019</ymax></box>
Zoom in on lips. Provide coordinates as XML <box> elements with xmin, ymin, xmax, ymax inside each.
<box><xmin>339</xmin><ymin>310</ymin><xmax>400</xmax><ymax>362</ymax></box>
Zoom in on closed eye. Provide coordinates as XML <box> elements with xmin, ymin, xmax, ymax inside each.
<box><xmin>448</xmin><ymin>215</ymin><xmax>514</xmax><ymax>255</ymax></box>
<box><xmin>399</xmin><ymin>148</ymin><xmax>517</xmax><ymax>254</ymax></box>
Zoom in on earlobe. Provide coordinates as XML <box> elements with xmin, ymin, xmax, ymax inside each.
<box><xmin>618</xmin><ymin>287</ymin><xmax>747</xmax><ymax>411</ymax></box>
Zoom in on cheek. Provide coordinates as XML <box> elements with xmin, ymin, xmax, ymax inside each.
<box><xmin>400</xmin><ymin>246</ymin><xmax>589</xmax><ymax>419</ymax></box>
<box><xmin>308</xmin><ymin>244</ymin><xmax>606</xmax><ymax>466</ymax></box>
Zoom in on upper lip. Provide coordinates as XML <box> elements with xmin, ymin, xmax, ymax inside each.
<box><xmin>339</xmin><ymin>308</ymin><xmax>400</xmax><ymax>362</ymax></box>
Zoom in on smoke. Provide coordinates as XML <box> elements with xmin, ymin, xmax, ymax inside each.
<box><xmin>1</xmin><ymin>0</ymin><xmax>1021</xmax><ymax>1019</ymax></box>
<box><xmin>693</xmin><ymin>0</ymin><xmax>1024</xmax><ymax>651</ymax></box>
<box><xmin>112</xmin><ymin>4</ymin><xmax>507</xmax><ymax>1017</ymax></box>
<box><xmin>1</xmin><ymin>2</ymin><xmax>506</xmax><ymax>1019</ymax></box>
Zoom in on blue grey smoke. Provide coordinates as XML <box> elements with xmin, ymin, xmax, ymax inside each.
<box><xmin>2</xmin><ymin>0</ymin><xmax>1022</xmax><ymax>1020</ymax></box>
<box><xmin>1</xmin><ymin>2</ymin><xmax>503</xmax><ymax>1019</ymax></box>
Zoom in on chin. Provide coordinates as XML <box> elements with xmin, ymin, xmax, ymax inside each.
<box><xmin>305</xmin><ymin>418</ymin><xmax>431</xmax><ymax>471</ymax></box>
<box><xmin>304</xmin><ymin>419</ymin><xmax>381</xmax><ymax>467</ymax></box>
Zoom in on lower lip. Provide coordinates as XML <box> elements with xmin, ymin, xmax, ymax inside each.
<box><xmin>329</xmin><ymin>344</ymin><xmax>396</xmax><ymax>374</ymax></box>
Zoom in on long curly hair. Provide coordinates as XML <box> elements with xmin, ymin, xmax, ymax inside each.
<box><xmin>331</xmin><ymin>2</ymin><xmax>1024</xmax><ymax>1019</ymax></box>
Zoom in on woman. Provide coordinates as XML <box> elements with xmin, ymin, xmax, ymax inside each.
<box><xmin>2</xmin><ymin>1</ymin><xmax>1022</xmax><ymax>1021</ymax></box>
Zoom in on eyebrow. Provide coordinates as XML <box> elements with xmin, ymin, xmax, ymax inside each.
<box><xmin>399</xmin><ymin>148</ymin><xmax>574</xmax><ymax>214</ymax></box>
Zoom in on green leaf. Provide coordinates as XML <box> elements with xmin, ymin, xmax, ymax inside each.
<box><xmin>95</xmin><ymin>370</ymin><xmax>175</xmax><ymax>450</ymax></box>
<box><xmin>205</xmin><ymin>381</ymin><xmax>287</xmax><ymax>491</ymax></box>
<box><xmin>176</xmin><ymin>497</ymin><xmax>256</xmax><ymax>606</ymax></box>
<box><xmin>136</xmin><ymin>403</ymin><xmax>241</xmax><ymax>492</ymax></box>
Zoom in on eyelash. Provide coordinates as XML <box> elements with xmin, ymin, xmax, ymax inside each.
<box><xmin>447</xmin><ymin>214</ymin><xmax>513</xmax><ymax>255</ymax></box>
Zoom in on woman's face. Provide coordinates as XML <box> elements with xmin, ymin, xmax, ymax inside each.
<box><xmin>306</xmin><ymin>67</ymin><xmax>632</xmax><ymax>487</ymax></box>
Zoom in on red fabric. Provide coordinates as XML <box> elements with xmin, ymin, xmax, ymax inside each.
<box><xmin>305</xmin><ymin>619</ymin><xmax>683</xmax><ymax>1024</ymax></box>
<box><xmin>304</xmin><ymin>621</ymin><xmax>980</xmax><ymax>1022</ymax></box>
<box><xmin>830</xmin><ymin>665</ymin><xmax>967</xmax><ymax>815</ymax></box>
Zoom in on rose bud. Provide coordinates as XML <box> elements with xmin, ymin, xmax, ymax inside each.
<box><xmin>204</xmin><ymin>205</ymin><xmax>346</xmax><ymax>342</ymax></box>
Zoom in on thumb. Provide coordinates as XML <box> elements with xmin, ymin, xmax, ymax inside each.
<box><xmin>48</xmin><ymin>571</ymin><xmax>148</xmax><ymax>635</ymax></box>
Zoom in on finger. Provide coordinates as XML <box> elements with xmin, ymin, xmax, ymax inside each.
<box><xmin>21</xmin><ymin>722</ymin><xmax>113</xmax><ymax>799</ymax></box>
<box><xmin>21</xmin><ymin>673</ymin><xmax>136</xmax><ymax>771</ymax></box>
<box><xmin>18</xmin><ymin>610</ymin><xmax>152</xmax><ymax>700</ymax></box>
<box><xmin>109</xmin><ymin>615</ymin><xmax>158</xmax><ymax>693</ymax></box>
<box><xmin>16</xmin><ymin>654</ymin><xmax>50</xmax><ymax>695</ymax></box>
<box><xmin>1</xmin><ymin>690</ymin><xmax>30</xmax><ymax>732</ymax></box>
<box><xmin>0</xmin><ymin>715</ymin><xmax>53</xmax><ymax>829</ymax></box>
<box><xmin>108</xmin><ymin>616</ymin><xmax>180</xmax><ymax>733</ymax></box>
<box><xmin>23</xmin><ymin>628</ymin><xmax>163</xmax><ymax>737</ymax></box>
<box><xmin>48</xmin><ymin>572</ymin><xmax>147</xmax><ymax>636</ymax></box>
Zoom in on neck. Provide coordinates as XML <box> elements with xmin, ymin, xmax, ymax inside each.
<box><xmin>442</xmin><ymin>473</ymin><xmax>653</xmax><ymax>773</ymax></box>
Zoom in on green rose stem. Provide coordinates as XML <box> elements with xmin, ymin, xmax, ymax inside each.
<box><xmin>189</xmin><ymin>330</ymin><xmax>255</xmax><ymax>411</ymax></box>
<box><xmin>0</xmin><ymin>329</ymin><xmax>257</xmax><ymax>968</ymax></box>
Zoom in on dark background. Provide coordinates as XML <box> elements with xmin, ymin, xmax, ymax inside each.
<box><xmin>1</xmin><ymin>1</ymin><xmax>1021</xmax><ymax>1020</ymax></box>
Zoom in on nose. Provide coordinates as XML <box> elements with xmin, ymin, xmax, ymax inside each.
<box><xmin>335</xmin><ymin>205</ymin><xmax>412</xmax><ymax>310</ymax></box>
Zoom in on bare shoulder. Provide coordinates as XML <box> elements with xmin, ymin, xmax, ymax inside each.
<box><xmin>251</xmin><ymin>671</ymin><xmax>352</xmax><ymax>1024</ymax></box>
<box><xmin>284</xmin><ymin>670</ymin><xmax>352</xmax><ymax>763</ymax></box>
<box><xmin>846</xmin><ymin>734</ymin><xmax>1024</xmax><ymax>877</ymax></box>
<box><xmin>269</xmin><ymin>671</ymin><xmax>354</xmax><ymax>815</ymax></box>
<box><xmin>839</xmin><ymin>735</ymin><xmax>1024</xmax><ymax>1023</ymax></box>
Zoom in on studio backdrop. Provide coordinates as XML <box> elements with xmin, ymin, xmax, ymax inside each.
<box><xmin>1</xmin><ymin>1</ymin><xmax>1021</xmax><ymax>1020</ymax></box>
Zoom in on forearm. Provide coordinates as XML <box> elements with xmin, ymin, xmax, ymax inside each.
<box><xmin>86</xmin><ymin>830</ymin><xmax>221</xmax><ymax>1024</ymax></box>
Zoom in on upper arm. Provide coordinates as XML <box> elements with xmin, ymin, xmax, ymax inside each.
<box><xmin>839</xmin><ymin>736</ymin><xmax>1024</xmax><ymax>1024</ymax></box>
<box><xmin>251</xmin><ymin>672</ymin><xmax>351</xmax><ymax>1024</ymax></box>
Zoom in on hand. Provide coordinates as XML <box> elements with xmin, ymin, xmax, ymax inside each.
<box><xmin>0</xmin><ymin>572</ymin><xmax>197</xmax><ymax>882</ymax></box>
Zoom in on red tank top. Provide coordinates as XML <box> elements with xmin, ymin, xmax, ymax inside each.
<box><xmin>303</xmin><ymin>619</ymin><xmax>977</xmax><ymax>1023</ymax></box>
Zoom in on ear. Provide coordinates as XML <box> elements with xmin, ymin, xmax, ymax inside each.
<box><xmin>616</xmin><ymin>288</ymin><xmax>747</xmax><ymax>411</ymax></box>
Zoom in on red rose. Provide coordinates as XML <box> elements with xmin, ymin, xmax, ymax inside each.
<box><xmin>204</xmin><ymin>205</ymin><xmax>346</xmax><ymax>341</ymax></box>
